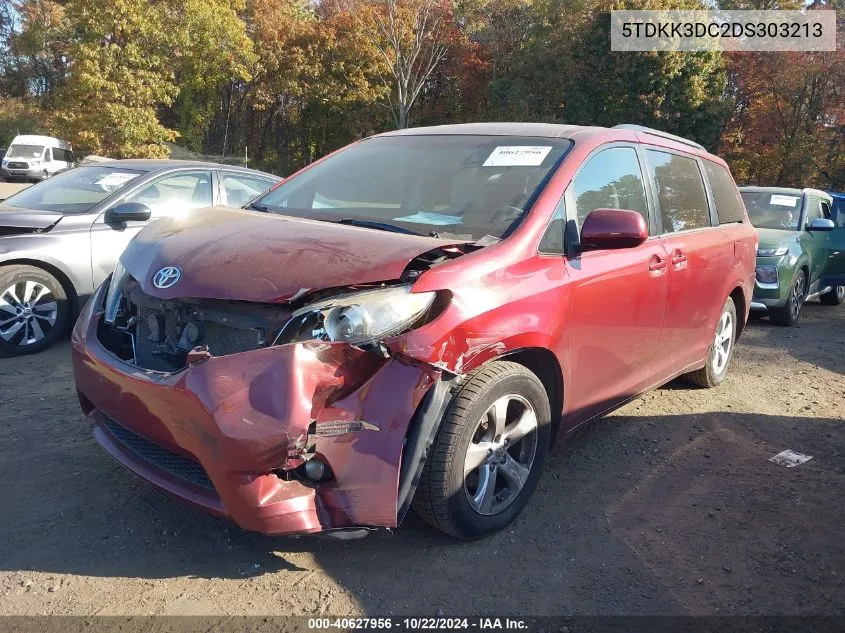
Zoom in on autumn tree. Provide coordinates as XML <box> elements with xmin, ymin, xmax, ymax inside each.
<box><xmin>0</xmin><ymin>0</ymin><xmax>68</xmax><ymax>100</ymax></box>
<box><xmin>340</xmin><ymin>0</ymin><xmax>458</xmax><ymax>128</ymax></box>
<box><xmin>52</xmin><ymin>0</ymin><xmax>253</xmax><ymax>158</ymax></box>
<box><xmin>244</xmin><ymin>0</ymin><xmax>386</xmax><ymax>171</ymax></box>
<box><xmin>719</xmin><ymin>49</ymin><xmax>845</xmax><ymax>188</ymax></box>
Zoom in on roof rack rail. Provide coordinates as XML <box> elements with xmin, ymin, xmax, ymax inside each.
<box><xmin>613</xmin><ymin>124</ymin><xmax>706</xmax><ymax>151</ymax></box>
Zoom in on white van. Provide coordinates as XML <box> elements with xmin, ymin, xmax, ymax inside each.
<box><xmin>0</xmin><ymin>135</ymin><xmax>75</xmax><ymax>182</ymax></box>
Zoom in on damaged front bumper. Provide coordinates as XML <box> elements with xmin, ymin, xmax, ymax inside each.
<box><xmin>71</xmin><ymin>283</ymin><xmax>445</xmax><ymax>535</ymax></box>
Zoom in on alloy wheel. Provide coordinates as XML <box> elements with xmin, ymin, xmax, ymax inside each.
<box><xmin>463</xmin><ymin>394</ymin><xmax>538</xmax><ymax>516</ymax></box>
<box><xmin>837</xmin><ymin>286</ymin><xmax>845</xmax><ymax>302</ymax></box>
<box><xmin>790</xmin><ymin>273</ymin><xmax>806</xmax><ymax>321</ymax></box>
<box><xmin>0</xmin><ymin>280</ymin><xmax>59</xmax><ymax>346</ymax></box>
<box><xmin>711</xmin><ymin>309</ymin><xmax>734</xmax><ymax>375</ymax></box>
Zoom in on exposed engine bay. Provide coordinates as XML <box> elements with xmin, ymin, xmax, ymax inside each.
<box><xmin>98</xmin><ymin>244</ymin><xmax>470</xmax><ymax>372</ymax></box>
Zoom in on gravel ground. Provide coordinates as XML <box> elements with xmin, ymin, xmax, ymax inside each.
<box><xmin>1</xmin><ymin>302</ymin><xmax>843</xmax><ymax>617</ymax></box>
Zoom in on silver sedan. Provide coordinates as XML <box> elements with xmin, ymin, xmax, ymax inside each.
<box><xmin>0</xmin><ymin>160</ymin><xmax>280</xmax><ymax>356</ymax></box>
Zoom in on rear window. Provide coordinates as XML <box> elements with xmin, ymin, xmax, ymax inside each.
<box><xmin>645</xmin><ymin>150</ymin><xmax>712</xmax><ymax>233</ymax></box>
<box><xmin>703</xmin><ymin>161</ymin><xmax>745</xmax><ymax>224</ymax></box>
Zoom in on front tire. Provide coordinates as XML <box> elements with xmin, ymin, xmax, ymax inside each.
<box><xmin>413</xmin><ymin>361</ymin><xmax>551</xmax><ymax>540</ymax></box>
<box><xmin>770</xmin><ymin>269</ymin><xmax>806</xmax><ymax>326</ymax></box>
<box><xmin>683</xmin><ymin>296</ymin><xmax>737</xmax><ymax>389</ymax></box>
<box><xmin>0</xmin><ymin>265</ymin><xmax>69</xmax><ymax>357</ymax></box>
<box><xmin>820</xmin><ymin>285</ymin><xmax>844</xmax><ymax>306</ymax></box>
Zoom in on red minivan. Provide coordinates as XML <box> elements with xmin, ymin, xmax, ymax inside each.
<box><xmin>72</xmin><ymin>123</ymin><xmax>757</xmax><ymax>540</ymax></box>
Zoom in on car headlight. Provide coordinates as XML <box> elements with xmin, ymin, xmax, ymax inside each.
<box><xmin>276</xmin><ymin>284</ymin><xmax>437</xmax><ymax>347</ymax></box>
<box><xmin>757</xmin><ymin>245</ymin><xmax>788</xmax><ymax>257</ymax></box>
<box><xmin>104</xmin><ymin>261</ymin><xmax>129</xmax><ymax>324</ymax></box>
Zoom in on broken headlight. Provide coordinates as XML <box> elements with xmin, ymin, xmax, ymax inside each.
<box><xmin>276</xmin><ymin>284</ymin><xmax>436</xmax><ymax>346</ymax></box>
<box><xmin>103</xmin><ymin>260</ymin><xmax>129</xmax><ymax>324</ymax></box>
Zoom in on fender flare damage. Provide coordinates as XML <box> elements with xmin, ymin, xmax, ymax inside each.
<box><xmin>396</xmin><ymin>372</ymin><xmax>460</xmax><ymax>522</ymax></box>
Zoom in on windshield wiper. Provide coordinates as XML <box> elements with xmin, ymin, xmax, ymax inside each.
<box><xmin>336</xmin><ymin>218</ymin><xmax>430</xmax><ymax>237</ymax></box>
<box><xmin>247</xmin><ymin>201</ymin><xmax>270</xmax><ymax>212</ymax></box>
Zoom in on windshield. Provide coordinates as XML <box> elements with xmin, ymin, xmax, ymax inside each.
<box><xmin>255</xmin><ymin>135</ymin><xmax>572</xmax><ymax>240</ymax></box>
<box><xmin>3</xmin><ymin>165</ymin><xmax>145</xmax><ymax>214</ymax></box>
<box><xmin>741</xmin><ymin>191</ymin><xmax>802</xmax><ymax>231</ymax></box>
<box><xmin>6</xmin><ymin>144</ymin><xmax>45</xmax><ymax>160</ymax></box>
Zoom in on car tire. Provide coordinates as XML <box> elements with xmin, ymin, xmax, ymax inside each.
<box><xmin>683</xmin><ymin>296</ymin><xmax>737</xmax><ymax>389</ymax></box>
<box><xmin>769</xmin><ymin>269</ymin><xmax>806</xmax><ymax>326</ymax></box>
<box><xmin>412</xmin><ymin>361</ymin><xmax>551</xmax><ymax>540</ymax></box>
<box><xmin>820</xmin><ymin>285</ymin><xmax>844</xmax><ymax>306</ymax></box>
<box><xmin>0</xmin><ymin>265</ymin><xmax>69</xmax><ymax>357</ymax></box>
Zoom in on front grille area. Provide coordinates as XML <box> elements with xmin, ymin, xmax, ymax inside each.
<box><xmin>100</xmin><ymin>416</ymin><xmax>216</xmax><ymax>492</ymax></box>
<box><xmin>7</xmin><ymin>161</ymin><xmax>28</xmax><ymax>169</ymax></box>
<box><xmin>98</xmin><ymin>277</ymin><xmax>289</xmax><ymax>372</ymax></box>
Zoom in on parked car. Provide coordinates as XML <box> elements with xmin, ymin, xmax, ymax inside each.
<box><xmin>0</xmin><ymin>160</ymin><xmax>280</xmax><ymax>356</ymax></box>
<box><xmin>740</xmin><ymin>187</ymin><xmax>845</xmax><ymax>325</ymax></box>
<box><xmin>72</xmin><ymin>123</ymin><xmax>756</xmax><ymax>540</ymax></box>
<box><xmin>0</xmin><ymin>135</ymin><xmax>75</xmax><ymax>182</ymax></box>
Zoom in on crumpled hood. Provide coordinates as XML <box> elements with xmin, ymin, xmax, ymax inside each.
<box><xmin>122</xmin><ymin>206</ymin><xmax>461</xmax><ymax>302</ymax></box>
<box><xmin>754</xmin><ymin>227</ymin><xmax>795</xmax><ymax>249</ymax></box>
<box><xmin>0</xmin><ymin>204</ymin><xmax>63</xmax><ymax>234</ymax></box>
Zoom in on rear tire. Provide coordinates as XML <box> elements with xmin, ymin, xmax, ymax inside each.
<box><xmin>0</xmin><ymin>265</ymin><xmax>69</xmax><ymax>357</ymax></box>
<box><xmin>769</xmin><ymin>269</ymin><xmax>806</xmax><ymax>327</ymax></box>
<box><xmin>820</xmin><ymin>285</ymin><xmax>844</xmax><ymax>306</ymax></box>
<box><xmin>412</xmin><ymin>361</ymin><xmax>551</xmax><ymax>540</ymax></box>
<box><xmin>683</xmin><ymin>297</ymin><xmax>737</xmax><ymax>389</ymax></box>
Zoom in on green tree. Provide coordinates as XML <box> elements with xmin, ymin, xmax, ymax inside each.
<box><xmin>54</xmin><ymin>0</ymin><xmax>253</xmax><ymax>158</ymax></box>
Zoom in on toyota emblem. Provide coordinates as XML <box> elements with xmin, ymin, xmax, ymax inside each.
<box><xmin>152</xmin><ymin>266</ymin><xmax>182</xmax><ymax>289</ymax></box>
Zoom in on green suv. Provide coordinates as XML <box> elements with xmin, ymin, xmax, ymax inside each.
<box><xmin>740</xmin><ymin>187</ymin><xmax>845</xmax><ymax>326</ymax></box>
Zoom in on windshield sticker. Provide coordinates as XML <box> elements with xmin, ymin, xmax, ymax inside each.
<box><xmin>770</xmin><ymin>194</ymin><xmax>799</xmax><ymax>208</ymax></box>
<box><xmin>393</xmin><ymin>211</ymin><xmax>463</xmax><ymax>226</ymax></box>
<box><xmin>94</xmin><ymin>172</ymin><xmax>139</xmax><ymax>190</ymax></box>
<box><xmin>483</xmin><ymin>146</ymin><xmax>553</xmax><ymax>167</ymax></box>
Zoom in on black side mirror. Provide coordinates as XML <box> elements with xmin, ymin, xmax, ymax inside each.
<box><xmin>105</xmin><ymin>202</ymin><xmax>151</xmax><ymax>224</ymax></box>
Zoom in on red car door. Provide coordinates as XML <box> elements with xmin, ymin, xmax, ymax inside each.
<box><xmin>561</xmin><ymin>146</ymin><xmax>670</xmax><ymax>424</ymax></box>
<box><xmin>643</xmin><ymin>149</ymin><xmax>732</xmax><ymax>379</ymax></box>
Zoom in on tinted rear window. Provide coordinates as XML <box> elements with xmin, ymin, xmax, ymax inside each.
<box><xmin>703</xmin><ymin>161</ymin><xmax>745</xmax><ymax>224</ymax></box>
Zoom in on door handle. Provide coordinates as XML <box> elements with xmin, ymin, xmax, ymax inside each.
<box><xmin>649</xmin><ymin>255</ymin><xmax>667</xmax><ymax>274</ymax></box>
<box><xmin>671</xmin><ymin>249</ymin><xmax>687</xmax><ymax>269</ymax></box>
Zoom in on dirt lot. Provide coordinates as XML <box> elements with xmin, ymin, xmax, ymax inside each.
<box><xmin>1</xmin><ymin>302</ymin><xmax>843</xmax><ymax>617</ymax></box>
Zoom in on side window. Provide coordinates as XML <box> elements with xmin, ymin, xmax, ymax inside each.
<box><xmin>538</xmin><ymin>203</ymin><xmax>566</xmax><ymax>254</ymax></box>
<box><xmin>820</xmin><ymin>201</ymin><xmax>831</xmax><ymax>220</ymax></box>
<box><xmin>222</xmin><ymin>173</ymin><xmax>274</xmax><ymax>207</ymax></box>
<box><xmin>125</xmin><ymin>171</ymin><xmax>213</xmax><ymax>218</ymax></box>
<box><xmin>702</xmin><ymin>161</ymin><xmax>745</xmax><ymax>224</ymax></box>
<box><xmin>804</xmin><ymin>198</ymin><xmax>823</xmax><ymax>226</ymax></box>
<box><xmin>55</xmin><ymin>148</ymin><xmax>72</xmax><ymax>163</ymax></box>
<box><xmin>645</xmin><ymin>150</ymin><xmax>711</xmax><ymax>233</ymax></box>
<box><xmin>570</xmin><ymin>147</ymin><xmax>649</xmax><ymax>227</ymax></box>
